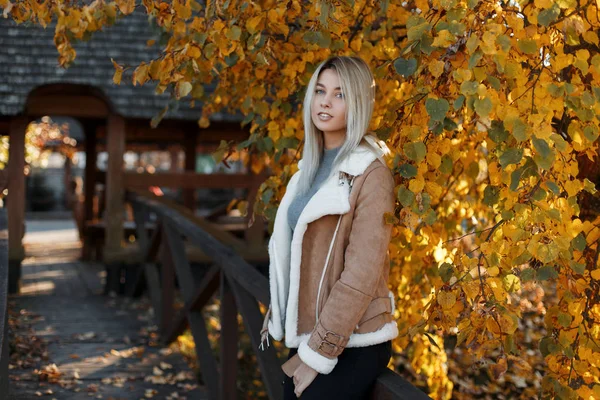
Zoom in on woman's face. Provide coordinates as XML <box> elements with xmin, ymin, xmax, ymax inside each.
<box><xmin>311</xmin><ymin>68</ymin><xmax>347</xmax><ymax>141</ymax></box>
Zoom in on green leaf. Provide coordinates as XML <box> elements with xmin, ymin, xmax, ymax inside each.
<box><xmin>532</xmin><ymin>137</ymin><xmax>551</xmax><ymax>158</ymax></box>
<box><xmin>483</xmin><ymin>185</ymin><xmax>500</xmax><ymax>206</ymax></box>
<box><xmin>453</xmin><ymin>95</ymin><xmax>465</xmax><ymax>110</ymax></box>
<box><xmin>571</xmin><ymin>233</ymin><xmax>586</xmax><ymax>251</ymax></box>
<box><xmin>443</xmin><ymin>118</ymin><xmax>458</xmax><ymax>131</ymax></box>
<box><xmin>316</xmin><ymin>31</ymin><xmax>332</xmax><ymax>48</ymax></box>
<box><xmin>425</xmin><ymin>98</ymin><xmax>449</xmax><ymax>122</ymax></box>
<box><xmin>501</xmin><ymin>210</ymin><xmax>514</xmax><ymax>220</ymax></box>
<box><xmin>404</xmin><ymin>142</ymin><xmax>427</xmax><ymax>162</ymax></box>
<box><xmin>474</xmin><ymin>97</ymin><xmax>493</xmax><ymax>117</ymax></box>
<box><xmin>569</xmin><ymin>260</ymin><xmax>585</xmax><ymax>275</ymax></box>
<box><xmin>487</xmin><ymin>75</ymin><xmax>501</xmax><ymax>91</ymax></box>
<box><xmin>397</xmin><ymin>186</ymin><xmax>415</xmax><ymax>207</ymax></box>
<box><xmin>550</xmin><ymin>133</ymin><xmax>567</xmax><ymax>151</ymax></box>
<box><xmin>557</xmin><ymin>312</ymin><xmax>572</xmax><ymax>328</ymax></box>
<box><xmin>546</xmin><ymin>83</ymin><xmax>564</xmax><ymax>98</ymax></box>
<box><xmin>407</xmin><ymin>19</ymin><xmax>430</xmax><ymax>41</ymax></box>
<box><xmin>460</xmin><ymin>81</ymin><xmax>479</xmax><ymax>95</ymax></box>
<box><xmin>399</xmin><ymin>163</ymin><xmax>418</xmax><ymax>179</ymax></box>
<box><xmin>511</xmin><ymin>118</ymin><xmax>528</xmax><ymax>142</ymax></box>
<box><xmin>489</xmin><ymin>120</ymin><xmax>509</xmax><ymax>143</ymax></box>
<box><xmin>514</xmin><ymin>250</ymin><xmax>532</xmax><ymax>265</ymax></box>
<box><xmin>546</xmin><ymin>181</ymin><xmax>561</xmax><ymax>195</ymax></box>
<box><xmin>262</xmin><ymin>188</ymin><xmax>273</xmax><ymax>204</ymax></box>
<box><xmin>537</xmin><ymin>5</ymin><xmax>560</xmax><ymax>26</ymax></box>
<box><xmin>226</xmin><ymin>25</ymin><xmax>242</xmax><ymax>40</ymax></box>
<box><xmin>584</xmin><ymin>126</ymin><xmax>599</xmax><ymax>142</ymax></box>
<box><xmin>468</xmin><ymin>51</ymin><xmax>483</xmax><ymax>69</ymax></box>
<box><xmin>394</xmin><ymin>58</ymin><xmax>418</xmax><ymax>77</ymax></box>
<box><xmin>440</xmin><ymin>155</ymin><xmax>453</xmax><ymax>174</ymax></box>
<box><xmin>423</xmin><ymin>208</ymin><xmax>437</xmax><ymax>225</ymax></box>
<box><xmin>537</xmin><ymin>265</ymin><xmax>558</xmax><ymax>280</ymax></box>
<box><xmin>499</xmin><ymin>148</ymin><xmax>523</xmax><ymax>168</ymax></box>
<box><xmin>517</xmin><ymin>39</ymin><xmax>539</xmax><ymax>54</ymax></box>
<box><xmin>531</xmin><ymin>188</ymin><xmax>547</xmax><ymax>201</ymax></box>
<box><xmin>521</xmin><ymin>267</ymin><xmax>536</xmax><ymax>282</ymax></box>
<box><xmin>438</xmin><ymin>262</ymin><xmax>454</xmax><ymax>283</ymax></box>
<box><xmin>510</xmin><ymin>168</ymin><xmax>523</xmax><ymax>191</ymax></box>
<box><xmin>533</xmin><ymin>150</ymin><xmax>554</xmax><ymax>170</ymax></box>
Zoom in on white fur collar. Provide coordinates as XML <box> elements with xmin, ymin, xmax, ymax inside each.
<box><xmin>267</xmin><ymin>139</ymin><xmax>390</xmax><ymax>347</ymax></box>
<box><xmin>297</xmin><ymin>138</ymin><xmax>388</xmax><ymax>176</ymax></box>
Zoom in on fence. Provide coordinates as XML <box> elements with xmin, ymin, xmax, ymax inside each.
<box><xmin>124</xmin><ymin>190</ymin><xmax>431</xmax><ymax>400</ymax></box>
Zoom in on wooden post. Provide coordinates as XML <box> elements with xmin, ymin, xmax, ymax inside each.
<box><xmin>183</xmin><ymin>132</ymin><xmax>197</xmax><ymax>211</ymax></box>
<box><xmin>104</xmin><ymin>114</ymin><xmax>125</xmax><ymax>256</ymax></box>
<box><xmin>219</xmin><ymin>271</ymin><xmax>238</xmax><ymax>400</ymax></box>
<box><xmin>83</xmin><ymin>122</ymin><xmax>98</xmax><ymax>224</ymax></box>
<box><xmin>7</xmin><ymin>116</ymin><xmax>28</xmax><ymax>293</ymax></box>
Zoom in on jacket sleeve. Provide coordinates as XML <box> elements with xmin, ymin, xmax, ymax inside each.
<box><xmin>297</xmin><ymin>165</ymin><xmax>395</xmax><ymax>374</ymax></box>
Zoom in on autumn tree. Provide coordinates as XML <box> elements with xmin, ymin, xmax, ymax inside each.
<box><xmin>2</xmin><ymin>0</ymin><xmax>599</xmax><ymax>398</ymax></box>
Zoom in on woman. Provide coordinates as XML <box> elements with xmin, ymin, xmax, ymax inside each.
<box><xmin>260</xmin><ymin>56</ymin><xmax>398</xmax><ymax>399</ymax></box>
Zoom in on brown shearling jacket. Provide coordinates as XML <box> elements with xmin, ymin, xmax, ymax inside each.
<box><xmin>265</xmin><ymin>139</ymin><xmax>398</xmax><ymax>375</ymax></box>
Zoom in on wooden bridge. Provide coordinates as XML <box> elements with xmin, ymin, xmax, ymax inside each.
<box><xmin>0</xmin><ymin>197</ymin><xmax>432</xmax><ymax>399</ymax></box>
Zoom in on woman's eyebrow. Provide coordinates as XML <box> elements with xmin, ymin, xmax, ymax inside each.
<box><xmin>316</xmin><ymin>82</ymin><xmax>341</xmax><ymax>90</ymax></box>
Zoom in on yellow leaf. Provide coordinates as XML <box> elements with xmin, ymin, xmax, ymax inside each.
<box><xmin>133</xmin><ymin>63</ymin><xmax>149</xmax><ymax>86</ymax></box>
<box><xmin>115</xmin><ymin>0</ymin><xmax>135</xmax><ymax>14</ymax></box>
<box><xmin>177</xmin><ymin>82</ymin><xmax>193</xmax><ymax>98</ymax></box>
<box><xmin>246</xmin><ymin>15</ymin><xmax>263</xmax><ymax>34</ymax></box>
<box><xmin>583</xmin><ymin>31</ymin><xmax>599</xmax><ymax>46</ymax></box>
<box><xmin>408</xmin><ymin>176</ymin><xmax>425</xmax><ymax>193</ymax></box>
<box><xmin>111</xmin><ymin>58</ymin><xmax>123</xmax><ymax>85</ymax></box>
<box><xmin>173</xmin><ymin>0</ymin><xmax>192</xmax><ymax>20</ymax></box>
<box><xmin>428</xmin><ymin>60</ymin><xmax>445</xmax><ymax>78</ymax></box>
<box><xmin>437</xmin><ymin>291</ymin><xmax>456</xmax><ymax>309</ymax></box>
<box><xmin>432</xmin><ymin>30</ymin><xmax>455</xmax><ymax>48</ymax></box>
<box><xmin>591</xmin><ymin>269</ymin><xmax>600</xmax><ymax>280</ymax></box>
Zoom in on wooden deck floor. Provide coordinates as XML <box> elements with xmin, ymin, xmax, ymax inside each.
<box><xmin>8</xmin><ymin>234</ymin><xmax>207</xmax><ymax>399</ymax></box>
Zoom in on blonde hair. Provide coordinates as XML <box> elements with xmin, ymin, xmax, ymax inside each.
<box><xmin>297</xmin><ymin>56</ymin><xmax>377</xmax><ymax>195</ymax></box>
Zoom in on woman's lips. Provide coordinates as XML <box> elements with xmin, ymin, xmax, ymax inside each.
<box><xmin>317</xmin><ymin>112</ymin><xmax>333</xmax><ymax>121</ymax></box>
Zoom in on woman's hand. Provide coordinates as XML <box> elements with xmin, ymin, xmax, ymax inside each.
<box><xmin>292</xmin><ymin>362</ymin><xmax>318</xmax><ymax>398</ymax></box>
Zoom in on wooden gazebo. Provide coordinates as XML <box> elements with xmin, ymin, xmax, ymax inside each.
<box><xmin>0</xmin><ymin>11</ymin><xmax>265</xmax><ymax>293</ymax></box>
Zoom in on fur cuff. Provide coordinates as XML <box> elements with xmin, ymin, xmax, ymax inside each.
<box><xmin>267</xmin><ymin>319</ymin><xmax>283</xmax><ymax>341</ymax></box>
<box><xmin>297</xmin><ymin>341</ymin><xmax>338</xmax><ymax>375</ymax></box>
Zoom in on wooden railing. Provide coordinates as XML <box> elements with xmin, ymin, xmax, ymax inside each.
<box><xmin>125</xmin><ymin>190</ymin><xmax>431</xmax><ymax>400</ymax></box>
<box><xmin>0</xmin><ymin>208</ymin><xmax>10</xmax><ymax>399</ymax></box>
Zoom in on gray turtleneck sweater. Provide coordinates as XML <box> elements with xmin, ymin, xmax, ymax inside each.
<box><xmin>287</xmin><ymin>146</ymin><xmax>341</xmax><ymax>233</ymax></box>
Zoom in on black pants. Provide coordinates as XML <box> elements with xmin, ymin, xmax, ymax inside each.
<box><xmin>282</xmin><ymin>340</ymin><xmax>392</xmax><ymax>399</ymax></box>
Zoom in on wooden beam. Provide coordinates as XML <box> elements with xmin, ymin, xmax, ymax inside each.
<box><xmin>120</xmin><ymin>171</ymin><xmax>256</xmax><ymax>189</ymax></box>
<box><xmin>369</xmin><ymin>369</ymin><xmax>432</xmax><ymax>400</ymax></box>
<box><xmin>26</xmin><ymin>95</ymin><xmax>110</xmax><ymax>118</ymax></box>
<box><xmin>104</xmin><ymin>114</ymin><xmax>125</xmax><ymax>254</ymax></box>
<box><xmin>7</xmin><ymin>117</ymin><xmax>28</xmax><ymax>263</ymax></box>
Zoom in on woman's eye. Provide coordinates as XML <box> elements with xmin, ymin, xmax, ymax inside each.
<box><xmin>336</xmin><ymin>92</ymin><xmax>344</xmax><ymax>98</ymax></box>
<box><xmin>315</xmin><ymin>89</ymin><xmax>324</xmax><ymax>95</ymax></box>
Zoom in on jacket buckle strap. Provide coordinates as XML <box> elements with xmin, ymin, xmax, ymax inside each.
<box><xmin>317</xmin><ymin>340</ymin><xmax>340</xmax><ymax>356</ymax></box>
<box><xmin>322</xmin><ymin>330</ymin><xmax>345</xmax><ymax>346</ymax></box>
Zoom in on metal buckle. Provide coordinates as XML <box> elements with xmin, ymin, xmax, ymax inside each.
<box><xmin>318</xmin><ymin>340</ymin><xmax>339</xmax><ymax>355</ymax></box>
<box><xmin>322</xmin><ymin>330</ymin><xmax>344</xmax><ymax>345</ymax></box>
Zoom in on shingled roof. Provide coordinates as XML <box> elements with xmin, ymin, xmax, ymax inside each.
<box><xmin>0</xmin><ymin>11</ymin><xmax>237</xmax><ymax>123</ymax></box>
